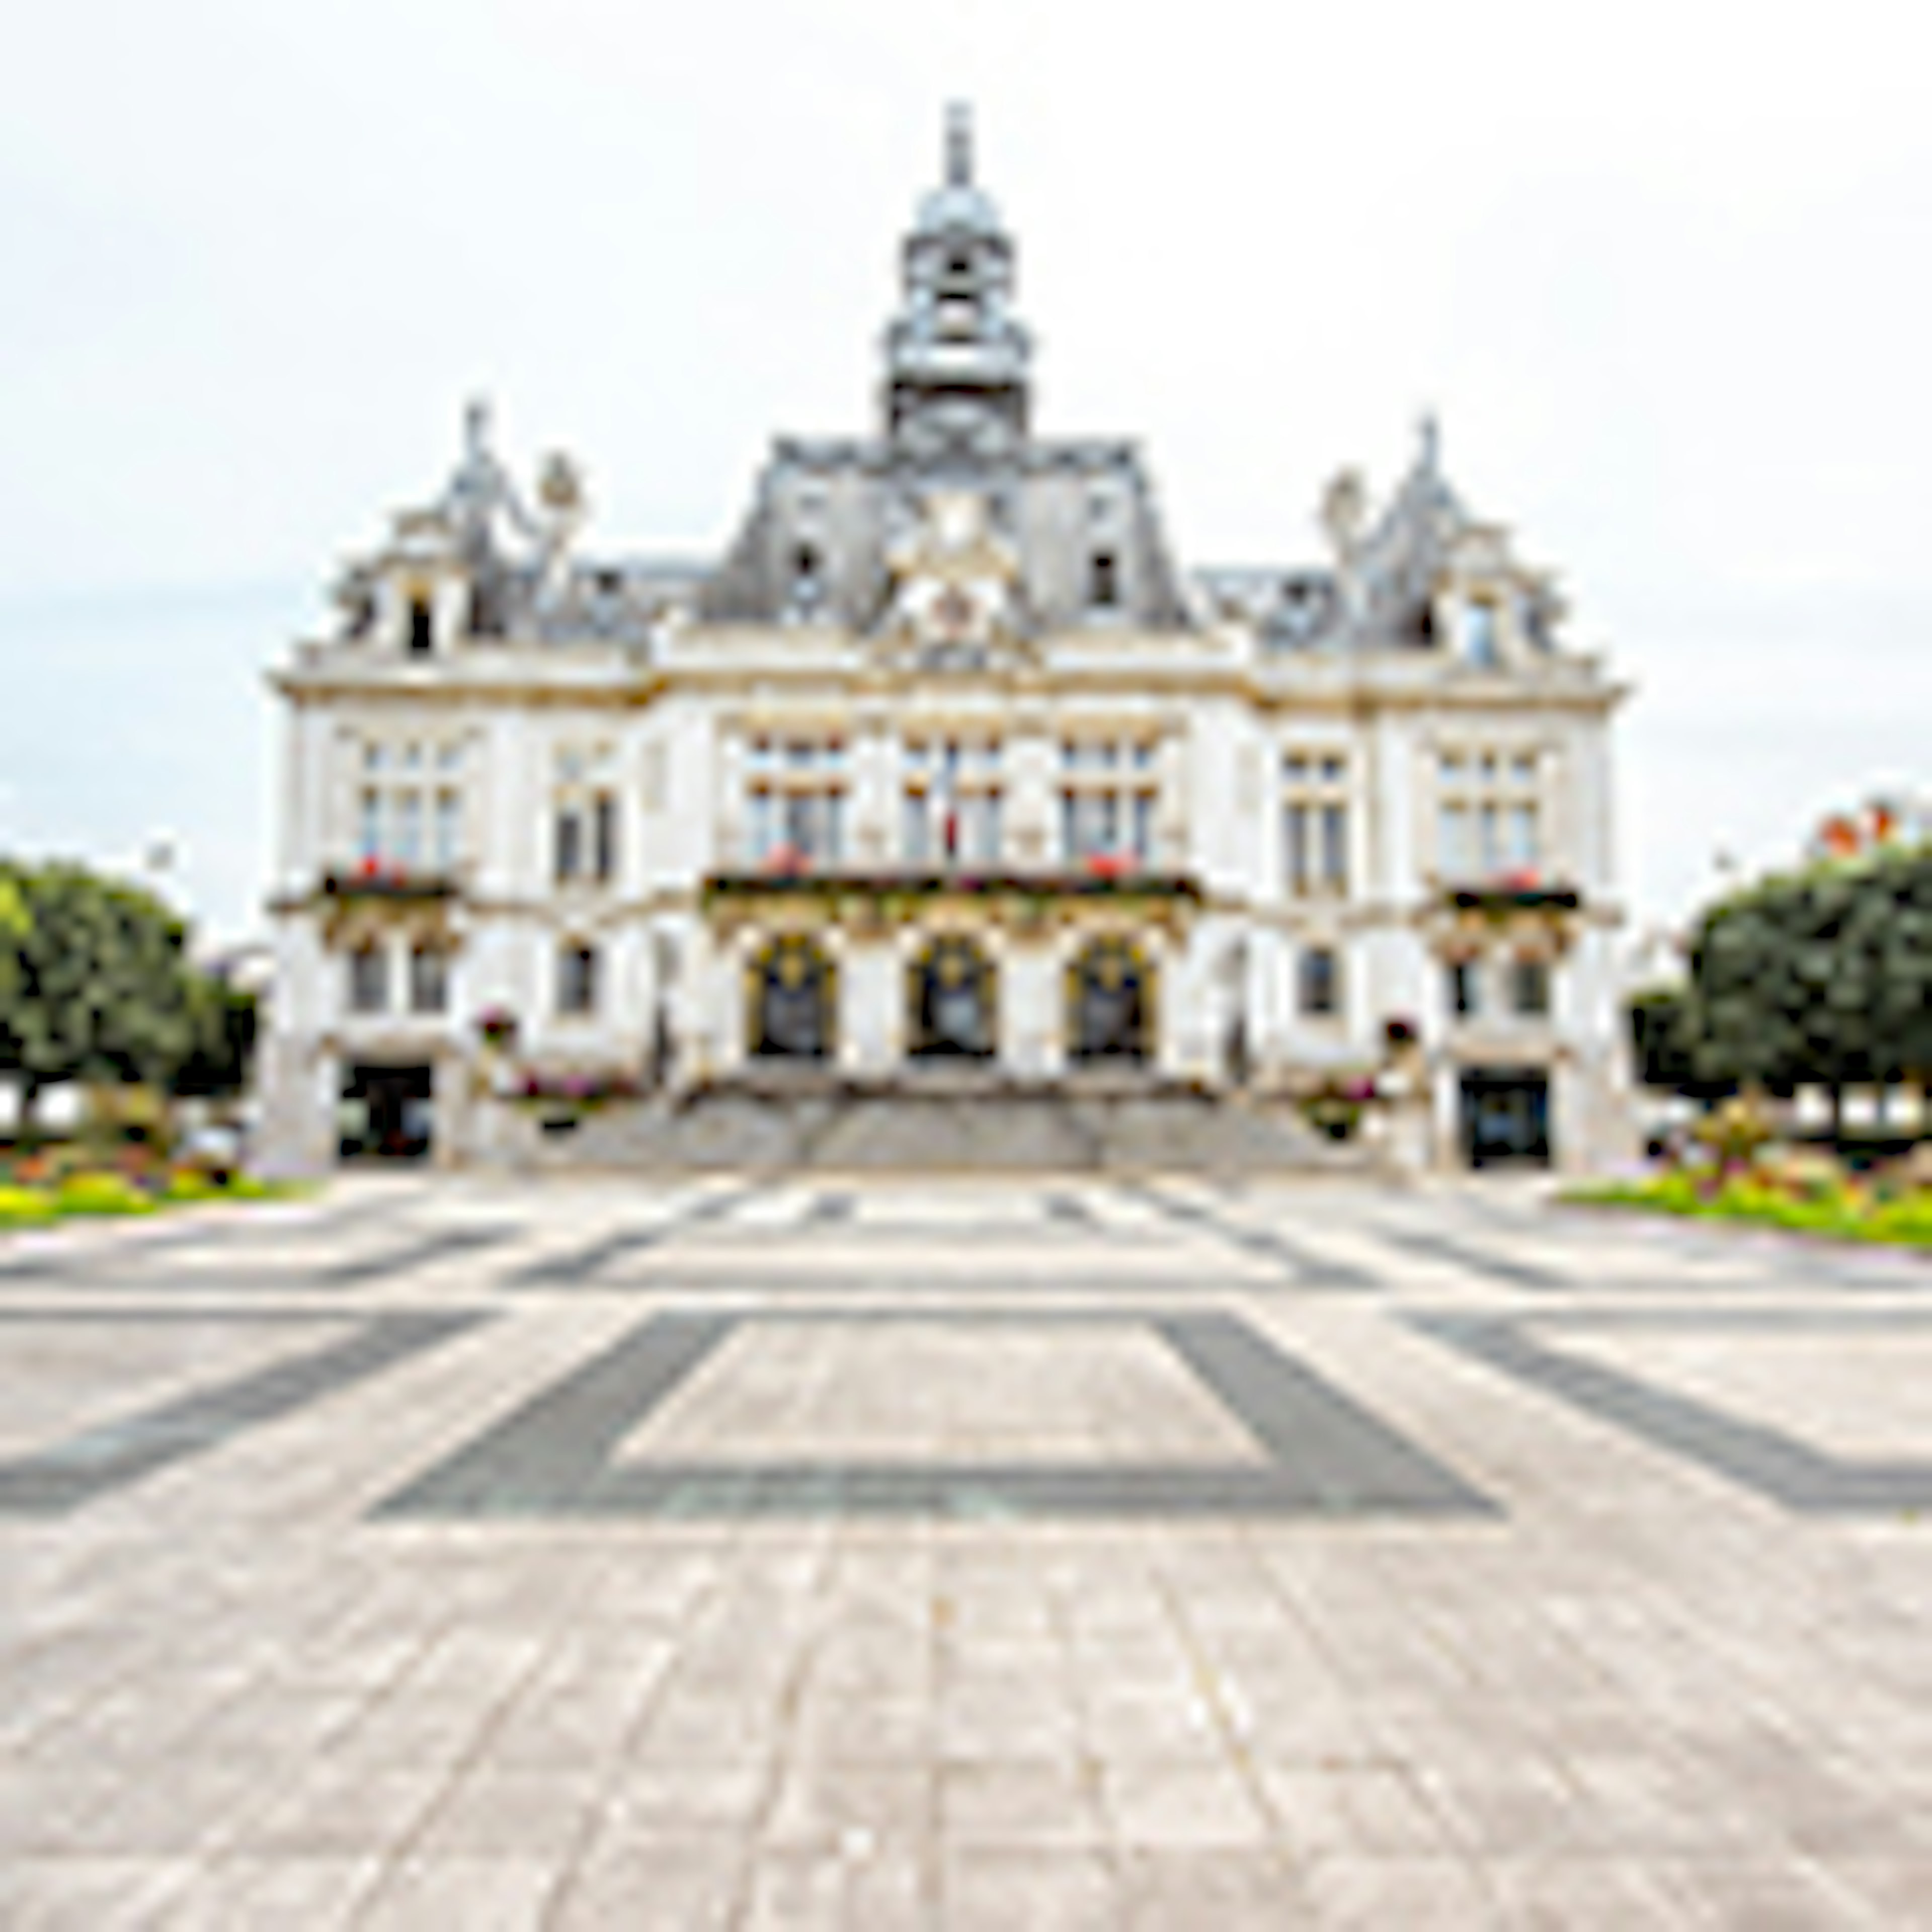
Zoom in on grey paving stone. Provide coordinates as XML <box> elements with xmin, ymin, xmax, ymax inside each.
<box><xmin>6</xmin><ymin>1174</ymin><xmax>1930</xmax><ymax>1922</ymax></box>
<box><xmin>374</xmin><ymin>1308</ymin><xmax>1494</xmax><ymax>1522</ymax></box>
<box><xmin>1413</xmin><ymin>1308</ymin><xmax>1932</xmax><ymax>1514</ymax></box>
<box><xmin>0</xmin><ymin>1308</ymin><xmax>487</xmax><ymax>1516</ymax></box>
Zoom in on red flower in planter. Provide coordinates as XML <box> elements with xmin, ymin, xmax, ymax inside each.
<box><xmin>1084</xmin><ymin>850</ymin><xmax>1133</xmax><ymax>882</ymax></box>
<box><xmin>762</xmin><ymin>843</ymin><xmax>809</xmax><ymax>877</ymax></box>
<box><xmin>357</xmin><ymin>854</ymin><xmax>381</xmax><ymax>879</ymax></box>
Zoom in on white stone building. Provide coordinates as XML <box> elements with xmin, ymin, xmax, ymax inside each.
<box><xmin>259</xmin><ymin>108</ymin><xmax>1632</xmax><ymax>1177</ymax></box>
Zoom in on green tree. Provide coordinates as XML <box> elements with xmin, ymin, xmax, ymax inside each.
<box><xmin>0</xmin><ymin>870</ymin><xmax>29</xmax><ymax>1012</ymax></box>
<box><xmin>1685</xmin><ymin>845</ymin><xmax>1932</xmax><ymax>1135</ymax></box>
<box><xmin>169</xmin><ymin>976</ymin><xmax>259</xmax><ymax>1100</ymax></box>
<box><xmin>0</xmin><ymin>861</ymin><xmax>202</xmax><ymax>1138</ymax></box>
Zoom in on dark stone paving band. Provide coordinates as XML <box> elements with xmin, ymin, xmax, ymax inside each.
<box><xmin>0</xmin><ymin>1309</ymin><xmax>488</xmax><ymax>1517</ymax></box>
<box><xmin>375</xmin><ymin>1308</ymin><xmax>1494</xmax><ymax>1521</ymax></box>
<box><xmin>507</xmin><ymin>1187</ymin><xmax>753</xmax><ymax>1287</ymax></box>
<box><xmin>311</xmin><ymin>1225</ymin><xmax>513</xmax><ymax>1287</ymax></box>
<box><xmin>1365</xmin><ymin>1224</ymin><xmax>1569</xmax><ymax>1293</ymax></box>
<box><xmin>1412</xmin><ymin>1307</ymin><xmax>1932</xmax><ymax>1514</ymax></box>
<box><xmin>1127</xmin><ymin>1184</ymin><xmax>1377</xmax><ymax>1291</ymax></box>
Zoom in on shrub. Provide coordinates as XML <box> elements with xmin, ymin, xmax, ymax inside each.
<box><xmin>162</xmin><ymin>1170</ymin><xmax>224</xmax><ymax>1203</ymax></box>
<box><xmin>0</xmin><ymin>1185</ymin><xmax>57</xmax><ymax>1226</ymax></box>
<box><xmin>54</xmin><ymin>1171</ymin><xmax>157</xmax><ymax>1217</ymax></box>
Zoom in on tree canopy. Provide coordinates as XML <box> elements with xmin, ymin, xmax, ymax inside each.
<box><xmin>1648</xmin><ymin>844</ymin><xmax>1932</xmax><ymax>1104</ymax></box>
<box><xmin>0</xmin><ymin>859</ymin><xmax>257</xmax><ymax>1122</ymax></box>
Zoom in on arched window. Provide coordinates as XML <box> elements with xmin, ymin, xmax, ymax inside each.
<box><xmin>747</xmin><ymin>935</ymin><xmax>837</xmax><ymax>1060</ymax></box>
<box><xmin>1066</xmin><ymin>937</ymin><xmax>1155</xmax><ymax>1063</ymax></box>
<box><xmin>907</xmin><ymin>936</ymin><xmax>997</xmax><ymax>1060</ymax></box>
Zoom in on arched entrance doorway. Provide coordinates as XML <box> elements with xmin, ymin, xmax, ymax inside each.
<box><xmin>1067</xmin><ymin>936</ymin><xmax>1155</xmax><ymax>1064</ymax></box>
<box><xmin>907</xmin><ymin>935</ymin><xmax>997</xmax><ymax>1060</ymax></box>
<box><xmin>747</xmin><ymin>934</ymin><xmax>837</xmax><ymax>1060</ymax></box>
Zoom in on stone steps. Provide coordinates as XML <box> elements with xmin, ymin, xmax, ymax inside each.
<box><xmin>549</xmin><ymin>1081</ymin><xmax>1375</xmax><ymax>1175</ymax></box>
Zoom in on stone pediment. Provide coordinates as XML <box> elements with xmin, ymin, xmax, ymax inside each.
<box><xmin>871</xmin><ymin>490</ymin><xmax>1036</xmax><ymax>673</ymax></box>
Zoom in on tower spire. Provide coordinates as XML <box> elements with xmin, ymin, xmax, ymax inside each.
<box><xmin>945</xmin><ymin>101</ymin><xmax>974</xmax><ymax>188</ymax></box>
<box><xmin>881</xmin><ymin>103</ymin><xmax>1030</xmax><ymax>458</ymax></box>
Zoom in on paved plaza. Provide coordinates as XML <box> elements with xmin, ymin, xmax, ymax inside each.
<box><xmin>2</xmin><ymin>1176</ymin><xmax>1930</xmax><ymax>1927</ymax></box>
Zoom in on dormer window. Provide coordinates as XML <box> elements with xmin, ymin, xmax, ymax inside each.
<box><xmin>792</xmin><ymin>543</ymin><xmax>822</xmax><ymax>607</ymax></box>
<box><xmin>1459</xmin><ymin>599</ymin><xmax>1499</xmax><ymax>668</ymax></box>
<box><xmin>407</xmin><ymin>594</ymin><xmax>435</xmax><ymax>656</ymax></box>
<box><xmin>1089</xmin><ymin>552</ymin><xmax>1119</xmax><ymax>610</ymax></box>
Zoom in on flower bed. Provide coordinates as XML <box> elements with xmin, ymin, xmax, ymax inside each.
<box><xmin>0</xmin><ymin>1164</ymin><xmax>305</xmax><ymax>1232</ymax></box>
<box><xmin>1563</xmin><ymin>1169</ymin><xmax>1932</xmax><ymax>1250</ymax></box>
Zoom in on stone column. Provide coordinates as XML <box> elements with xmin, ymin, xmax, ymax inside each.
<box><xmin>843</xmin><ymin>935</ymin><xmax>900</xmax><ymax>1077</ymax></box>
<box><xmin>1005</xmin><ymin>939</ymin><xmax>1058</xmax><ymax>1078</ymax></box>
<box><xmin>850</xmin><ymin>714</ymin><xmax>895</xmax><ymax>863</ymax></box>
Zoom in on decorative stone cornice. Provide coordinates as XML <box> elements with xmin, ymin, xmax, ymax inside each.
<box><xmin>700</xmin><ymin>867</ymin><xmax>1202</xmax><ymax>939</ymax></box>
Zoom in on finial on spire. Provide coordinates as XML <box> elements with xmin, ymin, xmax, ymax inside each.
<box><xmin>944</xmin><ymin>101</ymin><xmax>974</xmax><ymax>188</ymax></box>
<box><xmin>463</xmin><ymin>396</ymin><xmax>492</xmax><ymax>463</ymax></box>
<box><xmin>1417</xmin><ymin>409</ymin><xmax>1440</xmax><ymax>472</ymax></box>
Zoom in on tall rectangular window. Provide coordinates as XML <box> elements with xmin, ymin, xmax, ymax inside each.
<box><xmin>348</xmin><ymin>943</ymin><xmax>388</xmax><ymax>1015</ymax></box>
<box><xmin>1512</xmin><ymin>957</ymin><xmax>1551</xmax><ymax>1017</ymax></box>
<box><xmin>409</xmin><ymin>944</ymin><xmax>449</xmax><ymax>1015</ymax></box>
<box><xmin>557</xmin><ymin>943</ymin><xmax>598</xmax><ymax>1017</ymax></box>
<box><xmin>1060</xmin><ymin>736</ymin><xmax>1156</xmax><ymax>863</ymax></box>
<box><xmin>905</xmin><ymin>736</ymin><xmax>1001</xmax><ymax>865</ymax></box>
<box><xmin>408</xmin><ymin>595</ymin><xmax>434</xmax><ymax>656</ymax></box>
<box><xmin>1282</xmin><ymin>750</ymin><xmax>1349</xmax><ymax>896</ymax></box>
<box><xmin>1319</xmin><ymin>803</ymin><xmax>1347</xmax><ymax>889</ymax></box>
<box><xmin>1089</xmin><ymin>552</ymin><xmax>1119</xmax><ymax>608</ymax></box>
<box><xmin>593</xmin><ymin>792</ymin><xmax>617</xmax><ymax>882</ymax></box>
<box><xmin>554</xmin><ymin>809</ymin><xmax>583</xmax><ymax>883</ymax></box>
<box><xmin>1437</xmin><ymin>747</ymin><xmax>1542</xmax><ymax>881</ymax></box>
<box><xmin>1298</xmin><ymin>947</ymin><xmax>1340</xmax><ymax>1017</ymax></box>
<box><xmin>433</xmin><ymin>790</ymin><xmax>461</xmax><ymax>869</ymax></box>
<box><xmin>394</xmin><ymin>791</ymin><xmax>423</xmax><ymax>866</ymax></box>
<box><xmin>750</xmin><ymin>735</ymin><xmax>846</xmax><ymax>866</ymax></box>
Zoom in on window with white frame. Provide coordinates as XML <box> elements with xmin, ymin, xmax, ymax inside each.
<box><xmin>1281</xmin><ymin>750</ymin><xmax>1350</xmax><ymax>896</ymax></box>
<box><xmin>1298</xmin><ymin>945</ymin><xmax>1341</xmax><ymax>1017</ymax></box>
<box><xmin>408</xmin><ymin>941</ymin><xmax>450</xmax><ymax>1015</ymax></box>
<box><xmin>347</xmin><ymin>940</ymin><xmax>389</xmax><ymax>1014</ymax></box>
<box><xmin>1511</xmin><ymin>955</ymin><xmax>1552</xmax><ymax>1017</ymax></box>
<box><xmin>556</xmin><ymin>941</ymin><xmax>599</xmax><ymax>1017</ymax></box>
<box><xmin>747</xmin><ymin>733</ymin><xmax>847</xmax><ymax>866</ymax></box>
<box><xmin>1435</xmin><ymin>748</ymin><xmax>1542</xmax><ymax>881</ymax></box>
<box><xmin>903</xmin><ymin>735</ymin><xmax>1001</xmax><ymax>865</ymax></box>
<box><xmin>1059</xmin><ymin>736</ymin><xmax>1157</xmax><ymax>863</ymax></box>
<box><xmin>553</xmin><ymin>745</ymin><xmax>620</xmax><ymax>886</ymax></box>
<box><xmin>356</xmin><ymin>738</ymin><xmax>464</xmax><ymax>871</ymax></box>
<box><xmin>1458</xmin><ymin>598</ymin><xmax>1501</xmax><ymax>668</ymax></box>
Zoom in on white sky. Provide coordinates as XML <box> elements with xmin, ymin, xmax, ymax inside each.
<box><xmin>3</xmin><ymin>0</ymin><xmax>1929</xmax><ymax>946</ymax></box>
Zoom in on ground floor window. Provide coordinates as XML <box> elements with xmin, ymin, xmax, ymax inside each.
<box><xmin>908</xmin><ymin>936</ymin><xmax>997</xmax><ymax>1060</ymax></box>
<box><xmin>339</xmin><ymin>1062</ymin><xmax>433</xmax><ymax>1162</ymax></box>
<box><xmin>747</xmin><ymin>934</ymin><xmax>836</xmax><ymax>1059</ymax></box>
<box><xmin>1067</xmin><ymin>936</ymin><xmax>1154</xmax><ymax>1062</ymax></box>
<box><xmin>1459</xmin><ymin>1067</ymin><xmax>1551</xmax><ymax>1169</ymax></box>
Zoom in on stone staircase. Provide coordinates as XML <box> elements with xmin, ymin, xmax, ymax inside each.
<box><xmin>542</xmin><ymin>1073</ymin><xmax>1375</xmax><ymax>1176</ymax></box>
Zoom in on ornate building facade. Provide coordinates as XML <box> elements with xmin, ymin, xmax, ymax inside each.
<box><xmin>259</xmin><ymin>108</ymin><xmax>1631</xmax><ymax>1176</ymax></box>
